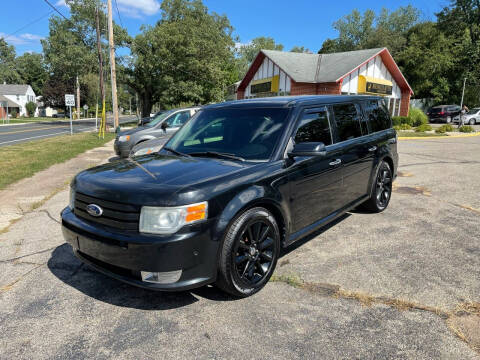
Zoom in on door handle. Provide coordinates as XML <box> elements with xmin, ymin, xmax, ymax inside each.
<box><xmin>329</xmin><ymin>159</ymin><xmax>342</xmax><ymax>166</ymax></box>
<box><xmin>368</xmin><ymin>146</ymin><xmax>377</xmax><ymax>152</ymax></box>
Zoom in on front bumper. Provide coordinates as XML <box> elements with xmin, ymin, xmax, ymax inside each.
<box><xmin>61</xmin><ymin>207</ymin><xmax>219</xmax><ymax>291</ymax></box>
<box><xmin>114</xmin><ymin>140</ymin><xmax>132</xmax><ymax>158</ymax></box>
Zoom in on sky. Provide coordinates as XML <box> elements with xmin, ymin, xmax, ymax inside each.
<box><xmin>1</xmin><ymin>0</ymin><xmax>446</xmax><ymax>56</ymax></box>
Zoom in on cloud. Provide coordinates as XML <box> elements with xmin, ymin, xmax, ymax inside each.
<box><xmin>0</xmin><ymin>33</ymin><xmax>45</xmax><ymax>45</ymax></box>
<box><xmin>116</xmin><ymin>0</ymin><xmax>160</xmax><ymax>17</ymax></box>
<box><xmin>55</xmin><ymin>0</ymin><xmax>68</xmax><ymax>7</ymax></box>
<box><xmin>235</xmin><ymin>41</ymin><xmax>251</xmax><ymax>50</ymax></box>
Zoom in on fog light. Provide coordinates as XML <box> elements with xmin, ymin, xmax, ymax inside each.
<box><xmin>140</xmin><ymin>270</ymin><xmax>182</xmax><ymax>284</ymax></box>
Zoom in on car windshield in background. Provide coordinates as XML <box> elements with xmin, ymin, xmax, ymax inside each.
<box><xmin>467</xmin><ymin>108</ymin><xmax>480</xmax><ymax>115</ymax></box>
<box><xmin>146</xmin><ymin>109</ymin><xmax>176</xmax><ymax>127</ymax></box>
<box><xmin>430</xmin><ymin>107</ymin><xmax>444</xmax><ymax>113</ymax></box>
<box><xmin>165</xmin><ymin>107</ymin><xmax>290</xmax><ymax>161</ymax></box>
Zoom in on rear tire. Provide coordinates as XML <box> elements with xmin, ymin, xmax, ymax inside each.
<box><xmin>447</xmin><ymin>116</ymin><xmax>452</xmax><ymax>123</ymax></box>
<box><xmin>361</xmin><ymin>161</ymin><xmax>393</xmax><ymax>213</ymax></box>
<box><xmin>216</xmin><ymin>207</ymin><xmax>280</xmax><ymax>297</ymax></box>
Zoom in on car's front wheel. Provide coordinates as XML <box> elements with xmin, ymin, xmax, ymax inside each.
<box><xmin>216</xmin><ymin>207</ymin><xmax>280</xmax><ymax>297</ymax></box>
<box><xmin>447</xmin><ymin>116</ymin><xmax>452</xmax><ymax>123</ymax></box>
<box><xmin>469</xmin><ymin>118</ymin><xmax>476</xmax><ymax>125</ymax></box>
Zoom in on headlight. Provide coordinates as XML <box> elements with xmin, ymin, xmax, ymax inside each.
<box><xmin>139</xmin><ymin>202</ymin><xmax>208</xmax><ymax>234</ymax></box>
<box><xmin>134</xmin><ymin>146</ymin><xmax>162</xmax><ymax>156</ymax></box>
<box><xmin>69</xmin><ymin>187</ymin><xmax>75</xmax><ymax>210</ymax></box>
<box><xmin>118</xmin><ymin>135</ymin><xmax>130</xmax><ymax>142</ymax></box>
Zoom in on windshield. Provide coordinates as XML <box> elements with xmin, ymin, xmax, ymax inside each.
<box><xmin>146</xmin><ymin>109</ymin><xmax>176</xmax><ymax>127</ymax></box>
<box><xmin>430</xmin><ymin>107</ymin><xmax>444</xmax><ymax>113</ymax></box>
<box><xmin>467</xmin><ymin>108</ymin><xmax>480</xmax><ymax>115</ymax></box>
<box><xmin>164</xmin><ymin>107</ymin><xmax>290</xmax><ymax>161</ymax></box>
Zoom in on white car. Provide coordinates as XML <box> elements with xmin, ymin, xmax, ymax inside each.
<box><xmin>453</xmin><ymin>108</ymin><xmax>480</xmax><ymax>125</ymax></box>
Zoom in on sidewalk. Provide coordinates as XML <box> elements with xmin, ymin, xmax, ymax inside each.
<box><xmin>0</xmin><ymin>140</ymin><xmax>115</xmax><ymax>232</ymax></box>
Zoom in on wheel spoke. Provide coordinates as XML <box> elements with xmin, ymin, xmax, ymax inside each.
<box><xmin>235</xmin><ymin>255</ymin><xmax>248</xmax><ymax>265</ymax></box>
<box><xmin>253</xmin><ymin>222</ymin><xmax>262</xmax><ymax>242</ymax></box>
<box><xmin>258</xmin><ymin>225</ymin><xmax>270</xmax><ymax>243</ymax></box>
<box><xmin>238</xmin><ymin>240</ymin><xmax>249</xmax><ymax>250</ymax></box>
<box><xmin>241</xmin><ymin>260</ymin><xmax>251</xmax><ymax>278</ymax></box>
<box><xmin>258</xmin><ymin>237</ymin><xmax>274</xmax><ymax>250</ymax></box>
<box><xmin>384</xmin><ymin>176</ymin><xmax>392</xmax><ymax>184</ymax></box>
<box><xmin>247</xmin><ymin>261</ymin><xmax>255</xmax><ymax>279</ymax></box>
<box><xmin>247</xmin><ymin>226</ymin><xmax>254</xmax><ymax>243</ymax></box>
<box><xmin>260</xmin><ymin>251</ymin><xmax>273</xmax><ymax>261</ymax></box>
<box><xmin>256</xmin><ymin>260</ymin><xmax>267</xmax><ymax>275</ymax></box>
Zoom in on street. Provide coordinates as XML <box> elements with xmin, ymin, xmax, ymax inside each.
<box><xmin>0</xmin><ymin>115</ymin><xmax>137</xmax><ymax>147</ymax></box>
<box><xmin>0</xmin><ymin>135</ymin><xmax>479</xmax><ymax>359</ymax></box>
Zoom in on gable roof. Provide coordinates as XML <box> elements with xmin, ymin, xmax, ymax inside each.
<box><xmin>0</xmin><ymin>84</ymin><xmax>30</xmax><ymax>95</ymax></box>
<box><xmin>0</xmin><ymin>94</ymin><xmax>21</xmax><ymax>107</ymax></box>
<box><xmin>239</xmin><ymin>48</ymin><xmax>413</xmax><ymax>95</ymax></box>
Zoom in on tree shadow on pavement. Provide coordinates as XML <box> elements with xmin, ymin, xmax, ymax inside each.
<box><xmin>48</xmin><ymin>244</ymin><xmax>235</xmax><ymax>310</ymax></box>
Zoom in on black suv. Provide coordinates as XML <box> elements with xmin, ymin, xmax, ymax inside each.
<box><xmin>427</xmin><ymin>105</ymin><xmax>461</xmax><ymax>123</ymax></box>
<box><xmin>61</xmin><ymin>96</ymin><xmax>398</xmax><ymax>297</ymax></box>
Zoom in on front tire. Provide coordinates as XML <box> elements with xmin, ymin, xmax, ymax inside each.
<box><xmin>362</xmin><ymin>161</ymin><xmax>393</xmax><ymax>213</ymax></box>
<box><xmin>447</xmin><ymin>116</ymin><xmax>452</xmax><ymax>123</ymax></box>
<box><xmin>216</xmin><ymin>207</ymin><xmax>280</xmax><ymax>297</ymax></box>
<box><xmin>469</xmin><ymin>118</ymin><xmax>476</xmax><ymax>125</ymax></box>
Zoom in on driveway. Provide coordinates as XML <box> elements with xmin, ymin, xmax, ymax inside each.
<box><xmin>1</xmin><ymin>135</ymin><xmax>479</xmax><ymax>359</ymax></box>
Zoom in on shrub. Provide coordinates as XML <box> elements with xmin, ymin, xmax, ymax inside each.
<box><xmin>394</xmin><ymin>124</ymin><xmax>412</xmax><ymax>131</ymax></box>
<box><xmin>435</xmin><ymin>124</ymin><xmax>454</xmax><ymax>133</ymax></box>
<box><xmin>458</xmin><ymin>125</ymin><xmax>475</xmax><ymax>133</ymax></box>
<box><xmin>415</xmin><ymin>124</ymin><xmax>432</xmax><ymax>132</ymax></box>
<box><xmin>25</xmin><ymin>101</ymin><xmax>37</xmax><ymax>117</ymax></box>
<box><xmin>408</xmin><ymin>107</ymin><xmax>429</xmax><ymax>127</ymax></box>
<box><xmin>11</xmin><ymin>109</ymin><xmax>17</xmax><ymax>118</ymax></box>
<box><xmin>392</xmin><ymin>116</ymin><xmax>409</xmax><ymax>126</ymax></box>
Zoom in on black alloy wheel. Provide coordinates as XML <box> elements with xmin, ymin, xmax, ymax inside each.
<box><xmin>375</xmin><ymin>163</ymin><xmax>392</xmax><ymax>209</ymax></box>
<box><xmin>233</xmin><ymin>220</ymin><xmax>275</xmax><ymax>286</ymax></box>
<box><xmin>216</xmin><ymin>207</ymin><xmax>280</xmax><ymax>297</ymax></box>
<box><xmin>361</xmin><ymin>160</ymin><xmax>393</xmax><ymax>213</ymax></box>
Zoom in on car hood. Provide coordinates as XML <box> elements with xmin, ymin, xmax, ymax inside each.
<box><xmin>118</xmin><ymin>126</ymin><xmax>148</xmax><ymax>137</ymax></box>
<box><xmin>73</xmin><ymin>154</ymin><xmax>255</xmax><ymax>207</ymax></box>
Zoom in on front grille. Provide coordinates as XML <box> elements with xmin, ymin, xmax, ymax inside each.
<box><xmin>74</xmin><ymin>192</ymin><xmax>140</xmax><ymax>231</ymax></box>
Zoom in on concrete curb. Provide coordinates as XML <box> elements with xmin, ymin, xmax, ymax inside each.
<box><xmin>399</xmin><ymin>132</ymin><xmax>480</xmax><ymax>140</ymax></box>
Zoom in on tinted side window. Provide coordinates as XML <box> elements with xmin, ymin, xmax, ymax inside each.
<box><xmin>332</xmin><ymin>103</ymin><xmax>362</xmax><ymax>142</ymax></box>
<box><xmin>365</xmin><ymin>100</ymin><xmax>391</xmax><ymax>133</ymax></box>
<box><xmin>294</xmin><ymin>110</ymin><xmax>332</xmax><ymax>146</ymax></box>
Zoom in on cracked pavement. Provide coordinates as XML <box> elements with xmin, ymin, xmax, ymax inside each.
<box><xmin>1</xmin><ymin>136</ymin><xmax>480</xmax><ymax>359</ymax></box>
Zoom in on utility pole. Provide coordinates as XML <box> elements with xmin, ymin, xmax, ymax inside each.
<box><xmin>95</xmin><ymin>7</ymin><xmax>106</xmax><ymax>134</ymax></box>
<box><xmin>460</xmin><ymin>77</ymin><xmax>467</xmax><ymax>108</ymax></box>
<box><xmin>107</xmin><ymin>0</ymin><xmax>119</xmax><ymax>130</ymax></box>
<box><xmin>76</xmin><ymin>75</ymin><xmax>80</xmax><ymax>119</ymax></box>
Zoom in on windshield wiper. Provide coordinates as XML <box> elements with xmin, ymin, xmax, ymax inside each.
<box><xmin>188</xmin><ymin>151</ymin><xmax>245</xmax><ymax>162</ymax></box>
<box><xmin>163</xmin><ymin>147</ymin><xmax>190</xmax><ymax>157</ymax></box>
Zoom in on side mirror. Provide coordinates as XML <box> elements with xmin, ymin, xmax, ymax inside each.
<box><xmin>288</xmin><ymin>142</ymin><xmax>326</xmax><ymax>158</ymax></box>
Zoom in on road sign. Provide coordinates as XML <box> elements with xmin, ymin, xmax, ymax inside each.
<box><xmin>65</xmin><ymin>94</ymin><xmax>75</xmax><ymax>107</ymax></box>
<box><xmin>83</xmin><ymin>104</ymin><xmax>89</xmax><ymax>110</ymax></box>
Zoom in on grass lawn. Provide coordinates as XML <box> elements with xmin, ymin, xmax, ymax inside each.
<box><xmin>397</xmin><ymin>131</ymin><xmax>447</xmax><ymax>137</ymax></box>
<box><xmin>0</xmin><ymin>132</ymin><xmax>115</xmax><ymax>191</ymax></box>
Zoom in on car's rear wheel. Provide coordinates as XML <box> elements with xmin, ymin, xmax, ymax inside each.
<box><xmin>361</xmin><ymin>161</ymin><xmax>393</xmax><ymax>213</ymax></box>
<box><xmin>216</xmin><ymin>207</ymin><xmax>280</xmax><ymax>297</ymax></box>
<box><xmin>447</xmin><ymin>116</ymin><xmax>452</xmax><ymax>123</ymax></box>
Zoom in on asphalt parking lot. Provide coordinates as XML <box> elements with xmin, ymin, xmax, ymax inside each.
<box><xmin>1</xmin><ymin>135</ymin><xmax>479</xmax><ymax>359</ymax></box>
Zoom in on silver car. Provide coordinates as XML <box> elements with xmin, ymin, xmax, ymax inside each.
<box><xmin>453</xmin><ymin>108</ymin><xmax>480</xmax><ymax>125</ymax></box>
<box><xmin>114</xmin><ymin>107</ymin><xmax>200</xmax><ymax>157</ymax></box>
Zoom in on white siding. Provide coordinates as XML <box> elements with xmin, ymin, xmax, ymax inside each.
<box><xmin>245</xmin><ymin>56</ymin><xmax>292</xmax><ymax>97</ymax></box>
<box><xmin>340</xmin><ymin>55</ymin><xmax>402</xmax><ymax>113</ymax></box>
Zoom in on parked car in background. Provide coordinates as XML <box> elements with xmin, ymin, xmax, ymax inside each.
<box><xmin>453</xmin><ymin>107</ymin><xmax>480</xmax><ymax>125</ymax></box>
<box><xmin>114</xmin><ymin>107</ymin><xmax>200</xmax><ymax>158</ymax></box>
<box><xmin>62</xmin><ymin>95</ymin><xmax>398</xmax><ymax>297</ymax></box>
<box><xmin>138</xmin><ymin>110</ymin><xmax>168</xmax><ymax>126</ymax></box>
<box><xmin>427</xmin><ymin>105</ymin><xmax>461</xmax><ymax>123</ymax></box>
<box><xmin>130</xmin><ymin>135</ymin><xmax>170</xmax><ymax>157</ymax></box>
<box><xmin>53</xmin><ymin>112</ymin><xmax>67</xmax><ymax>118</ymax></box>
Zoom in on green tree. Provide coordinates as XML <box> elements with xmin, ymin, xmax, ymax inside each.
<box><xmin>236</xmin><ymin>37</ymin><xmax>284</xmax><ymax>77</ymax></box>
<box><xmin>128</xmin><ymin>0</ymin><xmax>236</xmax><ymax>117</ymax></box>
<box><xmin>15</xmin><ymin>53</ymin><xmax>48</xmax><ymax>95</ymax></box>
<box><xmin>290</xmin><ymin>46</ymin><xmax>311</xmax><ymax>53</ymax></box>
<box><xmin>0</xmin><ymin>38</ymin><xmax>20</xmax><ymax>84</ymax></box>
<box><xmin>318</xmin><ymin>6</ymin><xmax>420</xmax><ymax>56</ymax></box>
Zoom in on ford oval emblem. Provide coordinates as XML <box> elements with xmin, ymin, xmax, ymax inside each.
<box><xmin>86</xmin><ymin>204</ymin><xmax>103</xmax><ymax>217</ymax></box>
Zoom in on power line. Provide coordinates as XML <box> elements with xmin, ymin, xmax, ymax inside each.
<box><xmin>113</xmin><ymin>0</ymin><xmax>124</xmax><ymax>28</ymax></box>
<box><xmin>2</xmin><ymin>10</ymin><xmax>53</xmax><ymax>41</ymax></box>
<box><xmin>43</xmin><ymin>0</ymin><xmax>68</xmax><ymax>21</ymax></box>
